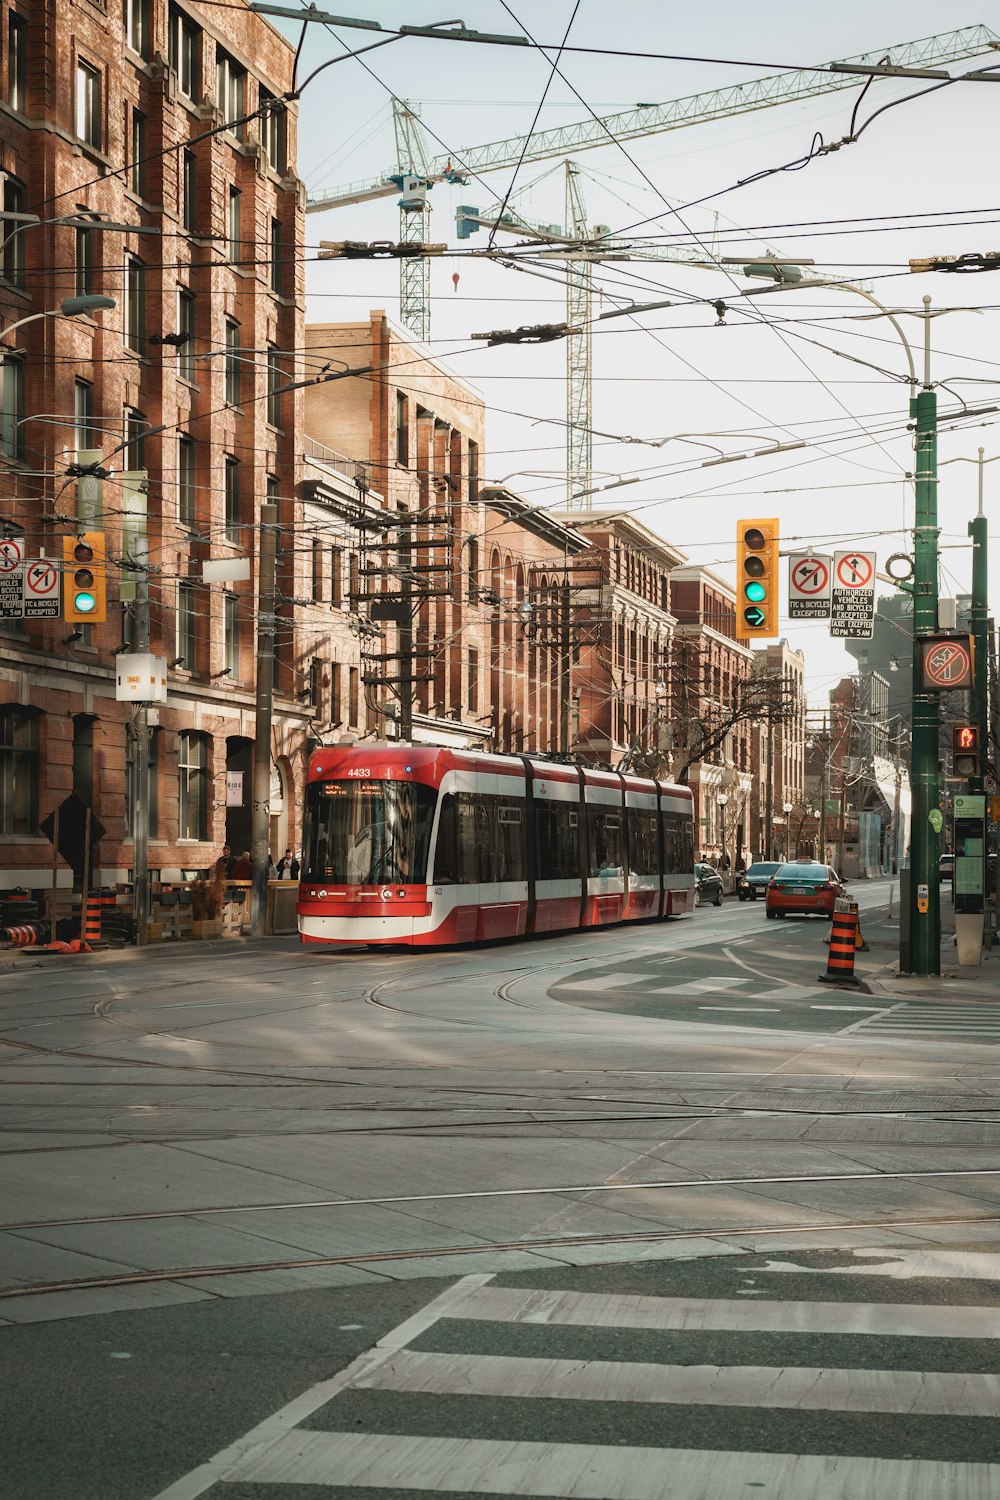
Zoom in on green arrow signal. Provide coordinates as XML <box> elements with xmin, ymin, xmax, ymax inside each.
<box><xmin>743</xmin><ymin>605</ymin><xmax>765</xmax><ymax>628</ymax></box>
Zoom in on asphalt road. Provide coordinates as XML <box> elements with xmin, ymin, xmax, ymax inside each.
<box><xmin>5</xmin><ymin>881</ymin><xmax>1000</xmax><ymax>1497</ymax></box>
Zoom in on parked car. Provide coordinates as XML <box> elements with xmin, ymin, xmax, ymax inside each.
<box><xmin>736</xmin><ymin>861</ymin><xmax>781</xmax><ymax>901</ymax></box>
<box><xmin>765</xmin><ymin>859</ymin><xmax>846</xmax><ymax>919</ymax></box>
<box><xmin>694</xmin><ymin>863</ymin><xmax>724</xmax><ymax>908</ymax></box>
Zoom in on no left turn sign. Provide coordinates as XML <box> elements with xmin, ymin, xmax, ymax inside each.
<box><xmin>24</xmin><ymin>558</ymin><xmax>60</xmax><ymax>619</ymax></box>
<box><xmin>788</xmin><ymin>553</ymin><xmax>832</xmax><ymax>620</ymax></box>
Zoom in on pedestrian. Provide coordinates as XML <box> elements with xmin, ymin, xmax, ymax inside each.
<box><xmin>267</xmin><ymin>853</ymin><xmax>277</xmax><ymax>880</ymax></box>
<box><xmin>232</xmin><ymin>849</ymin><xmax>252</xmax><ymax>880</ymax></box>
<box><xmin>277</xmin><ymin>847</ymin><xmax>299</xmax><ymax>880</ymax></box>
<box><xmin>215</xmin><ymin>843</ymin><xmax>235</xmax><ymax>880</ymax></box>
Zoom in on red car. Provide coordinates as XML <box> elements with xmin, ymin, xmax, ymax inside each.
<box><xmin>765</xmin><ymin>859</ymin><xmax>846</xmax><ymax>919</ymax></box>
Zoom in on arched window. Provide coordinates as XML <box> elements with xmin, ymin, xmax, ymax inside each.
<box><xmin>177</xmin><ymin>730</ymin><xmax>209</xmax><ymax>841</ymax></box>
<box><xmin>0</xmin><ymin>704</ymin><xmax>39</xmax><ymax>834</ymax></box>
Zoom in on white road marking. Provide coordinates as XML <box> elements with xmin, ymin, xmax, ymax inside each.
<box><xmin>355</xmin><ymin>1348</ymin><xmax>1000</xmax><ymax>1417</ymax></box>
<box><xmin>697</xmin><ymin>1006</ymin><xmax>781</xmax><ymax>1013</ymax></box>
<box><xmin>145</xmin><ymin>1274</ymin><xmax>493</xmax><ymax>1500</ymax></box>
<box><xmin>229</xmin><ymin>1430</ymin><xmax>1000</xmax><ymax>1497</ymax></box>
<box><xmin>453</xmin><ymin>1286</ymin><xmax>1000</xmax><ymax>1340</ymax></box>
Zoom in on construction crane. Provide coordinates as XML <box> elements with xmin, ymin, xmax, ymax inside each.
<box><xmin>306</xmin><ymin>25</ymin><xmax>1000</xmax><ymax>496</ymax></box>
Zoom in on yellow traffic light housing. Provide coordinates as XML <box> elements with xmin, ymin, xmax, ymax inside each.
<box><xmin>63</xmin><ymin>533</ymin><xmax>106</xmax><ymax>623</ymax></box>
<box><xmin>736</xmin><ymin>518</ymin><xmax>779</xmax><ymax>639</ymax></box>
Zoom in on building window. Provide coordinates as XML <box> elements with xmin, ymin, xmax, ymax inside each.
<box><xmin>176</xmin><ymin>581</ymin><xmax>197</xmax><ymax>669</ymax></box>
<box><xmin>309</xmin><ymin>657</ymin><xmax>322</xmax><ymax>711</ymax></box>
<box><xmin>330</xmin><ymin>661</ymin><xmax>341</xmax><ymax>722</ymax></box>
<box><xmin>269</xmin><ymin>217</ymin><xmax>282</xmax><ymax>294</ymax></box>
<box><xmin>0</xmin><ymin>360</ymin><xmax>24</xmax><ymax>459</ymax></box>
<box><xmin>177</xmin><ymin>289</ymin><xmax>195</xmax><ymax>381</ymax></box>
<box><xmin>349</xmin><ymin>667</ymin><xmax>359</xmax><ymax>726</ymax></box>
<box><xmin>215</xmin><ymin>49</ymin><xmax>245</xmax><ymax>137</ymax></box>
<box><xmin>468</xmin><ymin>439</ymin><xmax>479</xmax><ymax>503</ymax></box>
<box><xmin>224</xmin><ymin>456</ymin><xmax>240</xmax><ymax>544</ymax></box>
<box><xmin>1</xmin><ymin>177</ymin><xmax>24</xmax><ymax>286</ymax></box>
<box><xmin>76</xmin><ymin>61</ymin><xmax>102</xmax><ymax>149</ymax></box>
<box><xmin>178</xmin><ymin>434</ymin><xmax>195</xmax><ymax>527</ymax></box>
<box><xmin>169</xmin><ymin>5</ymin><xmax>200</xmax><ymax>99</ymax></box>
<box><xmin>177</xmin><ymin>729</ymin><xmax>208</xmax><ymax>841</ymax></box>
<box><xmin>348</xmin><ymin>554</ymin><xmax>360</xmax><ymax>614</ymax></box>
<box><xmin>227</xmin><ymin>185</ymin><xmax>241</xmax><ymax>262</ymax></box>
<box><xmin>266</xmin><ymin>345</ymin><xmax>281</xmax><ymax>428</ymax></box>
<box><xmin>74</xmin><ymin>379</ymin><xmax>94</xmax><ymax>454</ymax></box>
<box><xmin>224</xmin><ymin>319</ymin><xmax>240</xmax><ymax>406</ymax></box>
<box><xmin>466</xmin><ymin>537</ymin><xmax>479</xmax><ymax>601</ymax></box>
<box><xmin>259</xmin><ymin>89</ymin><xmax>285</xmax><ymax>172</ymax></box>
<box><xmin>75</xmin><ymin>225</ymin><xmax>94</xmax><ymax>296</ymax></box>
<box><xmin>8</xmin><ymin>14</ymin><xmax>25</xmax><ymax>113</ymax></box>
<box><xmin>124</xmin><ymin>408</ymin><xmax>145</xmax><ymax>472</ymax></box>
<box><xmin>0</xmin><ymin>705</ymin><xmax>38</xmax><ymax>835</ymax></box>
<box><xmin>311</xmin><ymin>539</ymin><xmax>323</xmax><ymax>602</ymax></box>
<box><xmin>224</xmin><ymin>592</ymin><xmax>240</xmax><ymax>680</ymax></box>
<box><xmin>330</xmin><ymin>547</ymin><xmax>342</xmax><ymax>608</ymax></box>
<box><xmin>123</xmin><ymin>0</ymin><xmax>150</xmax><ymax>58</ymax></box>
<box><xmin>182</xmin><ymin>151</ymin><xmax>197</xmax><ymax>233</ymax></box>
<box><xmin>124</xmin><ymin>256</ymin><xmax>144</xmax><ymax>351</ymax></box>
<box><xmin>467</xmin><ymin>647</ymin><xmax>479</xmax><ymax>712</ymax></box>
<box><xmin>396</xmin><ymin>392</ymin><xmax>409</xmax><ymax>465</ymax></box>
<box><xmin>130</xmin><ymin>110</ymin><xmax>146</xmax><ymax>197</ymax></box>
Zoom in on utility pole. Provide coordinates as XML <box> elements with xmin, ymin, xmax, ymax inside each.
<box><xmin>817</xmin><ymin>715</ymin><xmax>829</xmax><ymax>862</ymax></box>
<box><xmin>131</xmin><ymin>552</ymin><xmax>150</xmax><ymax>946</ymax></box>
<box><xmin>764</xmin><ymin>709</ymin><xmax>774</xmax><ymax>861</ymax></box>
<box><xmin>398</xmin><ymin>512</ymin><xmax>414</xmax><ymax>742</ymax></box>
<box><xmin>969</xmin><ymin>448</ymin><xmax>989</xmax><ymax>778</ymax></box>
<box><xmin>560</xmin><ymin>571</ymin><xmax>572</xmax><ymax>754</ymax></box>
<box><xmin>251</xmin><ymin>502</ymin><xmax>279</xmax><ymax>939</ymax></box>
<box><xmin>908</xmin><ymin>297</ymin><xmax>941</xmax><ymax>975</ymax></box>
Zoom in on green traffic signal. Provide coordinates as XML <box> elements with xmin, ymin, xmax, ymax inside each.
<box><xmin>743</xmin><ymin>605</ymin><xmax>766</xmax><ymax>628</ymax></box>
<box><xmin>744</xmin><ymin>581</ymin><xmax>766</xmax><ymax>603</ymax></box>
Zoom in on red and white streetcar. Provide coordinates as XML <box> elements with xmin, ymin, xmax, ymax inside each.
<box><xmin>297</xmin><ymin>746</ymin><xmax>695</xmax><ymax>948</ymax></box>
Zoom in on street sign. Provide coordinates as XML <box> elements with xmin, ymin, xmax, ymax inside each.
<box><xmin>23</xmin><ymin>558</ymin><xmax>60</xmax><ymax>618</ymax></box>
<box><xmin>788</xmin><ymin>553</ymin><xmax>832</xmax><ymax>619</ymax></box>
<box><xmin>830</xmin><ymin>549</ymin><xmax>876</xmax><ymax>638</ymax></box>
<box><xmin>918</xmin><ymin>633</ymin><xmax>973</xmax><ymax>692</ymax></box>
<box><xmin>226</xmin><ymin>771</ymin><xmax>244</xmax><ymax>807</ymax></box>
<box><xmin>0</xmin><ymin>535</ymin><xmax>24</xmax><ymax>619</ymax></box>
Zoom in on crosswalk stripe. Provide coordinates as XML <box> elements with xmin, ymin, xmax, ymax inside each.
<box><xmin>230</xmin><ymin>1429</ymin><xmax>1000</xmax><ymax>1497</ymax></box>
<box><xmin>450</xmin><ymin>1286</ymin><xmax>1000</xmax><ymax>1340</ymax></box>
<box><xmin>354</xmin><ymin>1348</ymin><xmax>1000</xmax><ymax>1417</ymax></box>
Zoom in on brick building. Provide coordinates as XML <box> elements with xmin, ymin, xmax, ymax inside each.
<box><xmin>0</xmin><ymin>0</ymin><xmax>304</xmax><ymax>887</ymax></box>
<box><xmin>749</xmin><ymin>640</ymin><xmax>806</xmax><ymax>861</ymax></box>
<box><xmin>668</xmin><ymin>566</ymin><xmax>754</xmax><ymax>862</ymax></box>
<box><xmin>302</xmin><ymin>314</ymin><xmax>592</xmax><ymax>755</ymax></box>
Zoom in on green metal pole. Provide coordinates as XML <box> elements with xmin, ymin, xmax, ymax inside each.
<box><xmin>969</xmin><ymin>450</ymin><xmax>989</xmax><ymax>780</ymax></box>
<box><xmin>908</xmin><ymin>316</ymin><xmax>940</xmax><ymax>976</ymax></box>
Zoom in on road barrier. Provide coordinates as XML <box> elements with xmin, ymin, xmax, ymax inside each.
<box><xmin>819</xmin><ymin>907</ymin><xmax>861</xmax><ymax>988</ymax></box>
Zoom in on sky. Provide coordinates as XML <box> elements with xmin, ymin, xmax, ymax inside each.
<box><xmin>257</xmin><ymin>1</ymin><xmax>1000</xmax><ymax>706</ymax></box>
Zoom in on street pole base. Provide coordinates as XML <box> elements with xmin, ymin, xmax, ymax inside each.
<box><xmin>818</xmin><ymin>972</ymin><xmax>862</xmax><ymax>990</ymax></box>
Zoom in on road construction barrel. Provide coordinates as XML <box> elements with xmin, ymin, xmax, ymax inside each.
<box><xmin>82</xmin><ymin>891</ymin><xmax>103</xmax><ymax>947</ymax></box>
<box><xmin>0</xmin><ymin>922</ymin><xmax>49</xmax><ymax>947</ymax></box>
<box><xmin>819</xmin><ymin>908</ymin><xmax>860</xmax><ymax>987</ymax></box>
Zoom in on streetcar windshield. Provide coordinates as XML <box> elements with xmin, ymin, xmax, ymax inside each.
<box><xmin>303</xmin><ymin>779</ymin><xmax>437</xmax><ymax>885</ymax></box>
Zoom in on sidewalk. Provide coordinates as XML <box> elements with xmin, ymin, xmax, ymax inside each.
<box><xmin>857</xmin><ymin>892</ymin><xmax>1000</xmax><ymax>1000</ymax></box>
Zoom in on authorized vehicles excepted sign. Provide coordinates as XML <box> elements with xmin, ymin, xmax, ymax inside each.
<box><xmin>0</xmin><ymin>535</ymin><xmax>24</xmax><ymax>619</ymax></box>
<box><xmin>788</xmin><ymin>553</ymin><xmax>832</xmax><ymax>619</ymax></box>
<box><xmin>830</xmin><ymin>550</ymin><xmax>876</xmax><ymax>638</ymax></box>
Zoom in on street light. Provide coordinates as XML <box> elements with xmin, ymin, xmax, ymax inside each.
<box><xmin>0</xmin><ymin>294</ymin><xmax>116</xmax><ymax>343</ymax></box>
<box><xmin>717</xmin><ymin>793</ymin><xmax>729</xmax><ymax>886</ymax></box>
<box><xmin>783</xmin><ymin>801</ymin><xmax>794</xmax><ymax>860</ymax></box>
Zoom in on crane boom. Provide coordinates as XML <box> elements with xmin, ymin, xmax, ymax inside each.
<box><xmin>305</xmin><ymin>25</ymin><xmax>999</xmax><ymax>213</ymax></box>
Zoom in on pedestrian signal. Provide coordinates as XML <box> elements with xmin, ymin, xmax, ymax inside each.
<box><xmin>63</xmin><ymin>533</ymin><xmax>107</xmax><ymax>623</ymax></box>
<box><xmin>736</xmin><ymin>518</ymin><xmax>779</xmax><ymax>639</ymax></box>
<box><xmin>953</xmin><ymin>724</ymin><xmax>980</xmax><ymax>779</ymax></box>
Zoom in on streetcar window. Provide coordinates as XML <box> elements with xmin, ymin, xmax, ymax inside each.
<box><xmin>432</xmin><ymin>792</ymin><xmax>526</xmax><ymax>884</ymax></box>
<box><xmin>534</xmin><ymin>801</ymin><xmax>580</xmax><ymax>881</ymax></box>
<box><xmin>303</xmin><ymin>779</ymin><xmax>436</xmax><ymax>884</ymax></box>
<box><xmin>496</xmin><ymin>804</ymin><xmax>526</xmax><ymax>883</ymax></box>
<box><xmin>662</xmin><ymin>810</ymin><xmax>694</xmax><ymax>872</ymax></box>
<box><xmin>627</xmin><ymin>809</ymin><xmax>658</xmax><ymax>877</ymax></box>
<box><xmin>587</xmin><ymin>807</ymin><xmax>623</xmax><ymax>877</ymax></box>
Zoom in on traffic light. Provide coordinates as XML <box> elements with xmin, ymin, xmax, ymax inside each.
<box><xmin>736</xmin><ymin>518</ymin><xmax>779</xmax><ymax>639</ymax></box>
<box><xmin>63</xmin><ymin>533</ymin><xmax>106</xmax><ymax>623</ymax></box>
<box><xmin>953</xmin><ymin>724</ymin><xmax>980</xmax><ymax>779</ymax></box>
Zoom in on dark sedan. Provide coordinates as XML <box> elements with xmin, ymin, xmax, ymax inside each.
<box><xmin>736</xmin><ymin>861</ymin><xmax>781</xmax><ymax>901</ymax></box>
<box><xmin>694</xmin><ymin>863</ymin><xmax>724</xmax><ymax>908</ymax></box>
